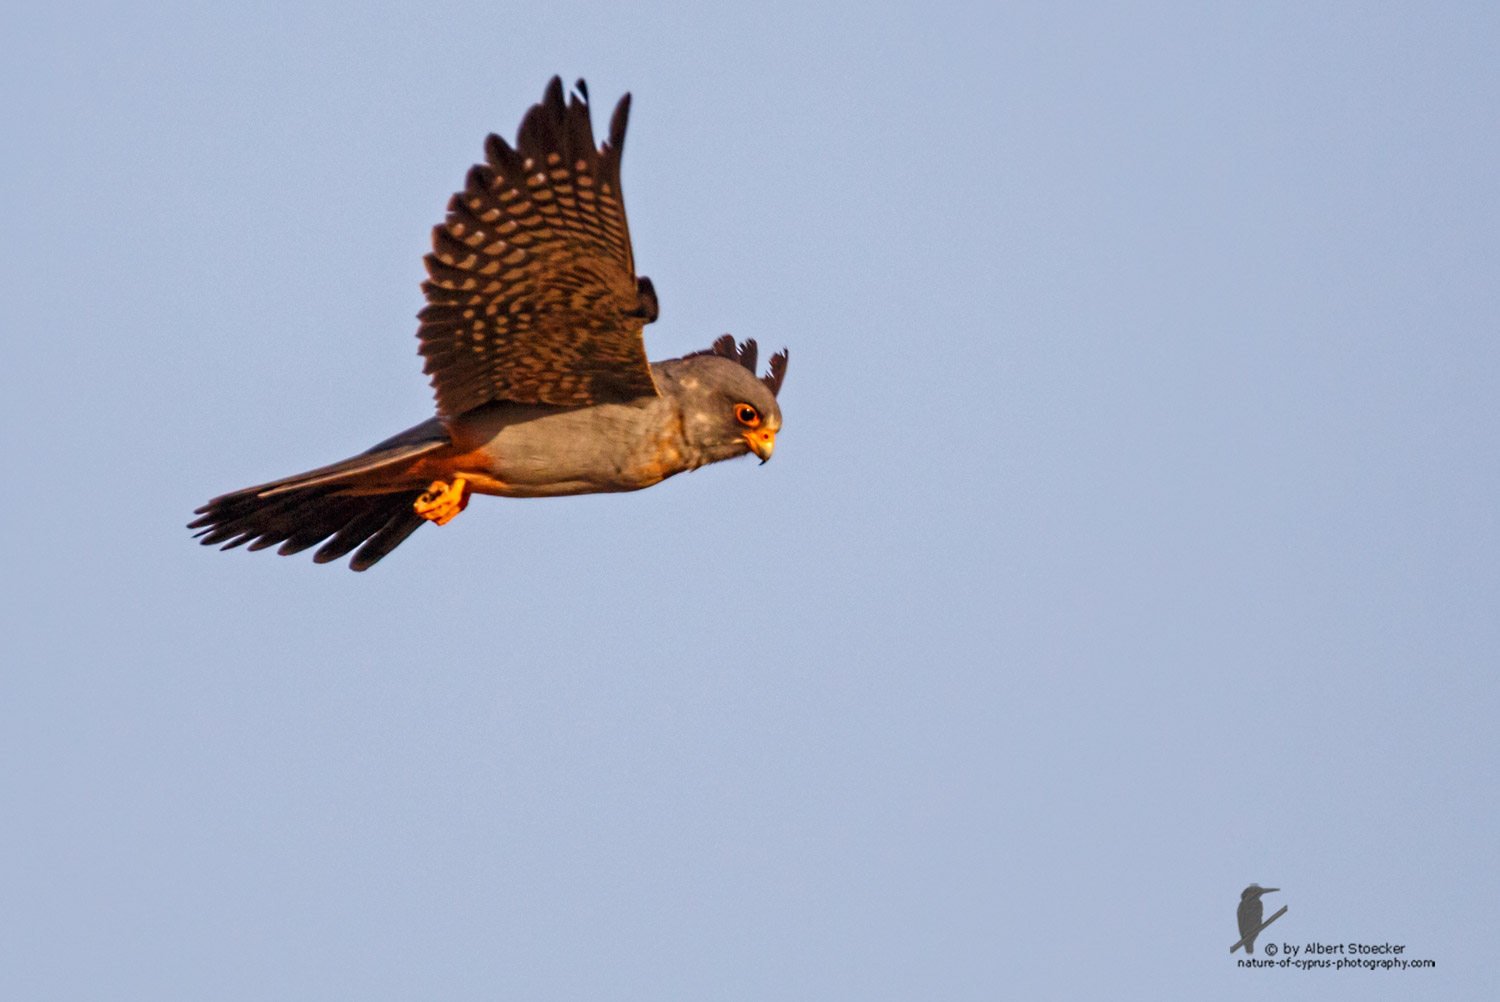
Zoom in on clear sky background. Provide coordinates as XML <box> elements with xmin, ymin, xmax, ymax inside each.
<box><xmin>3</xmin><ymin>1</ymin><xmax>1497</xmax><ymax>998</ymax></box>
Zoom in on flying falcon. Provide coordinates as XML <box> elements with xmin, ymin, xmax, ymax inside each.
<box><xmin>190</xmin><ymin>78</ymin><xmax>787</xmax><ymax>570</ymax></box>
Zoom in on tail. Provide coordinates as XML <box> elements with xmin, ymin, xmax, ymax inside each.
<box><xmin>189</xmin><ymin>422</ymin><xmax>449</xmax><ymax>571</ymax></box>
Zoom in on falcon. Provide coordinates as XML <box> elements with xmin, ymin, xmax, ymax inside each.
<box><xmin>190</xmin><ymin>78</ymin><xmax>787</xmax><ymax>570</ymax></box>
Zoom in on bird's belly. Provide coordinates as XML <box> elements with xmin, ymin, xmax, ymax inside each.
<box><xmin>463</xmin><ymin>472</ymin><xmax>664</xmax><ymax>498</ymax></box>
<box><xmin>453</xmin><ymin>458</ymin><xmax>673</xmax><ymax>498</ymax></box>
<box><xmin>425</xmin><ymin>404</ymin><xmax>685</xmax><ymax>498</ymax></box>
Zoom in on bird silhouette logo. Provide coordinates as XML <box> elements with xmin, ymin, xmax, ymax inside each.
<box><xmin>1231</xmin><ymin>884</ymin><xmax>1287</xmax><ymax>953</ymax></box>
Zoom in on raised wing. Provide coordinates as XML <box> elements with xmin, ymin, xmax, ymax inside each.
<box><xmin>417</xmin><ymin>77</ymin><xmax>661</xmax><ymax>417</ymax></box>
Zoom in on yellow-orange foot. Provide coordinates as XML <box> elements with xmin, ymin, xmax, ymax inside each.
<box><xmin>413</xmin><ymin>477</ymin><xmax>469</xmax><ymax>526</ymax></box>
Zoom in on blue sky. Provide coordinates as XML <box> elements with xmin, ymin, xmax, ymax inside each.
<box><xmin>3</xmin><ymin>1</ymin><xmax>1497</xmax><ymax>998</ymax></box>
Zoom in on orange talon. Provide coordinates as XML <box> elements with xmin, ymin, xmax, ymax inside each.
<box><xmin>413</xmin><ymin>477</ymin><xmax>469</xmax><ymax>525</ymax></box>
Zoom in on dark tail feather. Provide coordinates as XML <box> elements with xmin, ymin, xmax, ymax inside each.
<box><xmin>350</xmin><ymin>509</ymin><xmax>426</xmax><ymax>571</ymax></box>
<box><xmin>190</xmin><ymin>421</ymin><xmax>450</xmax><ymax>570</ymax></box>
<box><xmin>312</xmin><ymin>502</ymin><xmax>411</xmax><ymax>565</ymax></box>
<box><xmin>191</xmin><ymin>486</ymin><xmax>427</xmax><ymax>570</ymax></box>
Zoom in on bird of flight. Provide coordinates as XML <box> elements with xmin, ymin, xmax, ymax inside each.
<box><xmin>190</xmin><ymin>78</ymin><xmax>787</xmax><ymax>570</ymax></box>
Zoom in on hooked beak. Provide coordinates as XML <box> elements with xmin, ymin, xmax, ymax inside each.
<box><xmin>743</xmin><ymin>428</ymin><xmax>776</xmax><ymax>464</ymax></box>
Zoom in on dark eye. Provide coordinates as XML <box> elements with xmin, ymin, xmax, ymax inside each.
<box><xmin>735</xmin><ymin>404</ymin><xmax>761</xmax><ymax>427</ymax></box>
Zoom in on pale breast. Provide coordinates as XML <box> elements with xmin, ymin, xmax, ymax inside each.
<box><xmin>440</xmin><ymin>397</ymin><xmax>686</xmax><ymax>498</ymax></box>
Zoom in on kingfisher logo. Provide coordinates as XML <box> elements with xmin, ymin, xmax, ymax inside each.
<box><xmin>1231</xmin><ymin>884</ymin><xmax>1286</xmax><ymax>954</ymax></box>
<box><xmin>1229</xmin><ymin>886</ymin><xmax>1435</xmax><ymax>971</ymax></box>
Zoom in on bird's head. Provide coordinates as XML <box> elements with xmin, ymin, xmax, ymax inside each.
<box><xmin>1241</xmin><ymin>884</ymin><xmax>1279</xmax><ymax>901</ymax></box>
<box><xmin>658</xmin><ymin>337</ymin><xmax>788</xmax><ymax>466</ymax></box>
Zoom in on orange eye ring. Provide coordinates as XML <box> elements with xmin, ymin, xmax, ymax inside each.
<box><xmin>734</xmin><ymin>404</ymin><xmax>761</xmax><ymax>428</ymax></box>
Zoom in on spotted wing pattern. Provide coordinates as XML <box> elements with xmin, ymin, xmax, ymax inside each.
<box><xmin>417</xmin><ymin>77</ymin><xmax>660</xmax><ymax>417</ymax></box>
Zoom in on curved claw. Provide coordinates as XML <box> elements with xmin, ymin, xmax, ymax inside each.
<box><xmin>413</xmin><ymin>477</ymin><xmax>469</xmax><ymax>526</ymax></box>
